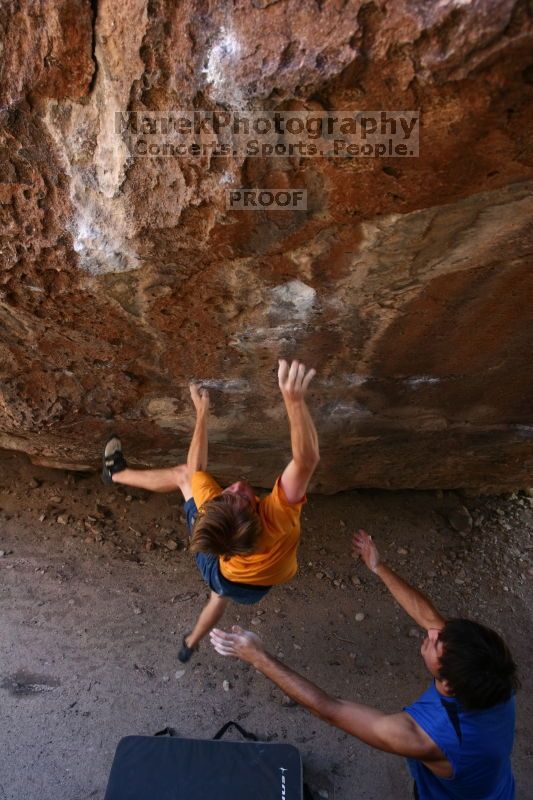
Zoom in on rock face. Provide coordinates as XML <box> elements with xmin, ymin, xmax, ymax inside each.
<box><xmin>0</xmin><ymin>0</ymin><xmax>532</xmax><ymax>491</ymax></box>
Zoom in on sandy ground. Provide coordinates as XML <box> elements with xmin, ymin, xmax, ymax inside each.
<box><xmin>0</xmin><ymin>449</ymin><xmax>532</xmax><ymax>800</ymax></box>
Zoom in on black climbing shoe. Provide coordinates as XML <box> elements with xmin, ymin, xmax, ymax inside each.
<box><xmin>178</xmin><ymin>634</ymin><xmax>197</xmax><ymax>663</ymax></box>
<box><xmin>102</xmin><ymin>435</ymin><xmax>128</xmax><ymax>485</ymax></box>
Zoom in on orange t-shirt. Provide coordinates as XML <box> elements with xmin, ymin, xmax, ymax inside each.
<box><xmin>191</xmin><ymin>471</ymin><xmax>305</xmax><ymax>586</ymax></box>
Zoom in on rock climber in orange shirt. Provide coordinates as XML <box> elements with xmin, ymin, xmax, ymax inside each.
<box><xmin>101</xmin><ymin>359</ymin><xmax>320</xmax><ymax>663</ymax></box>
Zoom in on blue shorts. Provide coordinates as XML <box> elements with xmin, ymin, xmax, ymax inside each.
<box><xmin>184</xmin><ymin>497</ymin><xmax>271</xmax><ymax>606</ymax></box>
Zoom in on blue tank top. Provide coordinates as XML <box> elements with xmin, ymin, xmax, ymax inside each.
<box><xmin>404</xmin><ymin>682</ymin><xmax>515</xmax><ymax>799</ymax></box>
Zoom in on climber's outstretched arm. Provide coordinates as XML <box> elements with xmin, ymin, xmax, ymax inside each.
<box><xmin>187</xmin><ymin>384</ymin><xmax>209</xmax><ymax>479</ymax></box>
<box><xmin>278</xmin><ymin>359</ymin><xmax>320</xmax><ymax>503</ymax></box>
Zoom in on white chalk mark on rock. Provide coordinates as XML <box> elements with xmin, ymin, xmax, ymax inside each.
<box><xmin>42</xmin><ymin>2</ymin><xmax>148</xmax><ymax>275</ymax></box>
<box><xmin>405</xmin><ymin>376</ymin><xmax>441</xmax><ymax>387</ymax></box>
<box><xmin>203</xmin><ymin>27</ymin><xmax>244</xmax><ymax>108</ymax></box>
<box><xmin>269</xmin><ymin>280</ymin><xmax>317</xmax><ymax>320</ymax></box>
<box><xmin>326</xmin><ymin>401</ymin><xmax>372</xmax><ymax>418</ymax></box>
<box><xmin>194</xmin><ymin>379</ymin><xmax>249</xmax><ymax>393</ymax></box>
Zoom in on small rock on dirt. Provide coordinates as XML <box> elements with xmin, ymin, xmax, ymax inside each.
<box><xmin>355</xmin><ymin>612</ymin><xmax>365</xmax><ymax>622</ymax></box>
<box><xmin>56</xmin><ymin>514</ymin><xmax>70</xmax><ymax>525</ymax></box>
<box><xmin>222</xmin><ymin>680</ymin><xmax>230</xmax><ymax>692</ymax></box>
<box><xmin>445</xmin><ymin>505</ymin><xmax>473</xmax><ymax>534</ymax></box>
<box><xmin>164</xmin><ymin>539</ymin><xmax>178</xmax><ymax>551</ymax></box>
<box><xmin>281</xmin><ymin>694</ymin><xmax>297</xmax><ymax>707</ymax></box>
<box><xmin>175</xmin><ymin>669</ymin><xmax>186</xmax><ymax>680</ymax></box>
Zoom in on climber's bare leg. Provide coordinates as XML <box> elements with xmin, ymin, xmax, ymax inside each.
<box><xmin>113</xmin><ymin>464</ymin><xmax>192</xmax><ymax>500</ymax></box>
<box><xmin>186</xmin><ymin>592</ymin><xmax>229</xmax><ymax>650</ymax></box>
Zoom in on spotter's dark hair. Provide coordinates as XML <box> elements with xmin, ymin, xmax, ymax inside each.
<box><xmin>438</xmin><ymin>619</ymin><xmax>519</xmax><ymax>710</ymax></box>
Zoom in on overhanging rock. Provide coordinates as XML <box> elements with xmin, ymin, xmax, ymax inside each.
<box><xmin>0</xmin><ymin>0</ymin><xmax>532</xmax><ymax>491</ymax></box>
